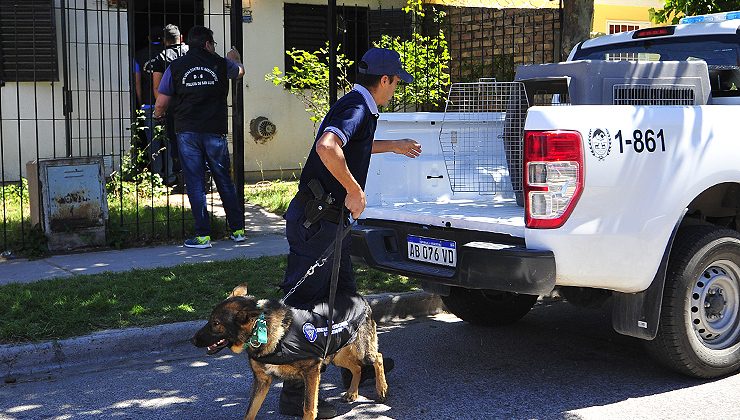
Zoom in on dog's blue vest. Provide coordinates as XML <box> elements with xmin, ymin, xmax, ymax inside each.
<box><xmin>253</xmin><ymin>294</ymin><xmax>368</xmax><ymax>364</ymax></box>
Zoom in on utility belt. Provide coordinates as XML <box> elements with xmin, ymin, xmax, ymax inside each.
<box><xmin>295</xmin><ymin>179</ymin><xmax>346</xmax><ymax>228</ymax></box>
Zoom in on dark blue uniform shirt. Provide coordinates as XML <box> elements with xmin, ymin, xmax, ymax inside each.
<box><xmin>292</xmin><ymin>86</ymin><xmax>379</xmax><ymax>215</ymax></box>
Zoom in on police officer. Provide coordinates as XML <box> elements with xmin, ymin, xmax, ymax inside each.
<box><xmin>153</xmin><ymin>26</ymin><xmax>247</xmax><ymax>248</ymax></box>
<box><xmin>279</xmin><ymin>48</ymin><xmax>422</xmax><ymax>418</ymax></box>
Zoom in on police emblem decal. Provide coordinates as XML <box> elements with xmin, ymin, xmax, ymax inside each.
<box><xmin>303</xmin><ymin>322</ymin><xmax>318</xmax><ymax>342</ymax></box>
<box><xmin>588</xmin><ymin>128</ymin><xmax>611</xmax><ymax>161</ymax></box>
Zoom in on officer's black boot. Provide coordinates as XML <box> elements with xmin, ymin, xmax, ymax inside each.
<box><xmin>279</xmin><ymin>379</ymin><xmax>337</xmax><ymax>418</ymax></box>
<box><xmin>341</xmin><ymin>357</ymin><xmax>395</xmax><ymax>389</ymax></box>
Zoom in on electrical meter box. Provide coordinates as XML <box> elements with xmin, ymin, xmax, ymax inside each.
<box><xmin>27</xmin><ymin>157</ymin><xmax>108</xmax><ymax>251</ymax></box>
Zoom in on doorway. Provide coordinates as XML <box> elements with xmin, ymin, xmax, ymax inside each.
<box><xmin>132</xmin><ymin>0</ymin><xmax>205</xmax><ymax>52</ymax></box>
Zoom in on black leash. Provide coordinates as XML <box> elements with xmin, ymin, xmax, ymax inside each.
<box><xmin>323</xmin><ymin>206</ymin><xmax>346</xmax><ymax>358</ymax></box>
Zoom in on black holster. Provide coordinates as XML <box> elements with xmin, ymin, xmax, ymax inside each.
<box><xmin>300</xmin><ymin>179</ymin><xmax>338</xmax><ymax>228</ymax></box>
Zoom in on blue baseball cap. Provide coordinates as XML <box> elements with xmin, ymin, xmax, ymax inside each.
<box><xmin>358</xmin><ymin>48</ymin><xmax>413</xmax><ymax>83</ymax></box>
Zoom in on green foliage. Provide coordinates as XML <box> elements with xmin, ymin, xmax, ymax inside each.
<box><xmin>373</xmin><ymin>3</ymin><xmax>451</xmax><ymax>111</ymax></box>
<box><xmin>403</xmin><ymin>0</ymin><xmax>424</xmax><ymax>16</ymax></box>
<box><xmin>129</xmin><ymin>109</ymin><xmax>151</xmax><ymax>174</ymax></box>
<box><xmin>265</xmin><ymin>0</ymin><xmax>451</xmax><ymax>117</ymax></box>
<box><xmin>106</xmin><ymin>220</ymin><xmax>130</xmax><ymax>249</ymax></box>
<box><xmin>18</xmin><ymin>224</ymin><xmax>49</xmax><ymax>259</ymax></box>
<box><xmin>1</xmin><ymin>180</ymin><xmax>39</xmax><ymax>257</ymax></box>
<box><xmin>650</xmin><ymin>0</ymin><xmax>738</xmax><ymax>24</ymax></box>
<box><xmin>265</xmin><ymin>44</ymin><xmax>353</xmax><ymax>129</ymax></box>
<box><xmin>0</xmin><ymin>178</ymin><xmax>29</xmax><ymax>205</ymax></box>
<box><xmin>106</xmin><ymin>155</ymin><xmax>167</xmax><ymax>200</ymax></box>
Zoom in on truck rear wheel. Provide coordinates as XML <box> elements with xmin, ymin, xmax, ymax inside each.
<box><xmin>646</xmin><ymin>225</ymin><xmax>740</xmax><ymax>378</ymax></box>
<box><xmin>441</xmin><ymin>287</ymin><xmax>538</xmax><ymax>326</ymax></box>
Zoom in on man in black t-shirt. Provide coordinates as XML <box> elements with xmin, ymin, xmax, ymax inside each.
<box><xmin>278</xmin><ymin>48</ymin><xmax>421</xmax><ymax>419</ymax></box>
<box><xmin>152</xmin><ymin>24</ymin><xmax>189</xmax><ymax>188</ymax></box>
<box><xmin>134</xmin><ymin>27</ymin><xmax>167</xmax><ymax>179</ymax></box>
<box><xmin>153</xmin><ymin>26</ymin><xmax>246</xmax><ymax>249</ymax></box>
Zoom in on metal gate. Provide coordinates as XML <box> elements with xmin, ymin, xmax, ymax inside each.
<box><xmin>0</xmin><ymin>0</ymin><xmax>242</xmax><ymax>255</ymax></box>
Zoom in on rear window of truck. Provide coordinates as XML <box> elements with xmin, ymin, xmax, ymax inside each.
<box><xmin>572</xmin><ymin>35</ymin><xmax>740</xmax><ymax>65</ymax></box>
<box><xmin>573</xmin><ymin>35</ymin><xmax>740</xmax><ymax>95</ymax></box>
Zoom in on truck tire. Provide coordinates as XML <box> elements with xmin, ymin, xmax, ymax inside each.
<box><xmin>441</xmin><ymin>287</ymin><xmax>538</xmax><ymax>326</ymax></box>
<box><xmin>646</xmin><ymin>225</ymin><xmax>740</xmax><ymax>378</ymax></box>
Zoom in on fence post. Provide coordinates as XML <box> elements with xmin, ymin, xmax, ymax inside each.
<box><xmin>230</xmin><ymin>2</ymin><xmax>245</xmax><ymax>212</ymax></box>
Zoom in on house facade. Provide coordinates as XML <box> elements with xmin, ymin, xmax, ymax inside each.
<box><xmin>0</xmin><ymin>0</ymin><xmax>409</xmax><ymax>183</ymax></box>
<box><xmin>1</xmin><ymin>0</ymin><xmax>569</xmax><ymax>183</ymax></box>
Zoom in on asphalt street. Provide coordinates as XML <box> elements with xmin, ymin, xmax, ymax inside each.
<box><xmin>2</xmin><ymin>300</ymin><xmax>739</xmax><ymax>419</ymax></box>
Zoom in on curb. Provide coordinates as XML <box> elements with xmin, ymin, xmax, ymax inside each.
<box><xmin>1</xmin><ymin>291</ymin><xmax>445</xmax><ymax>382</ymax></box>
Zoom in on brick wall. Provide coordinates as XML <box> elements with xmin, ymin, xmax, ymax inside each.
<box><xmin>443</xmin><ymin>7</ymin><xmax>561</xmax><ymax>82</ymax></box>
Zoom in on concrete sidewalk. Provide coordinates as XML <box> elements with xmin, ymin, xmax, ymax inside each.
<box><xmin>0</xmin><ymin>202</ymin><xmax>288</xmax><ymax>285</ymax></box>
<box><xmin>0</xmin><ymin>203</ymin><xmax>445</xmax><ymax>379</ymax></box>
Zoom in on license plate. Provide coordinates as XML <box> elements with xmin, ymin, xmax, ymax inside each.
<box><xmin>407</xmin><ymin>235</ymin><xmax>456</xmax><ymax>267</ymax></box>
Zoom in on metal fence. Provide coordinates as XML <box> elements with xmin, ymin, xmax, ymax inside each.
<box><xmin>0</xmin><ymin>1</ymin><xmax>560</xmax><ymax>255</ymax></box>
<box><xmin>0</xmin><ymin>0</ymin><xmax>241</xmax><ymax>255</ymax></box>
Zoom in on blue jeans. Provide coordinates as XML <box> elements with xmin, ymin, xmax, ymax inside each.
<box><xmin>177</xmin><ymin>131</ymin><xmax>244</xmax><ymax>236</ymax></box>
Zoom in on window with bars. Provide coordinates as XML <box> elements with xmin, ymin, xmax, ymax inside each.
<box><xmin>0</xmin><ymin>0</ymin><xmax>58</xmax><ymax>82</ymax></box>
<box><xmin>283</xmin><ymin>3</ymin><xmax>370</xmax><ymax>81</ymax></box>
<box><xmin>609</xmin><ymin>23</ymin><xmax>640</xmax><ymax>34</ymax></box>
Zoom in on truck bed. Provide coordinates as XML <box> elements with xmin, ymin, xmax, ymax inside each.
<box><xmin>363</xmin><ymin>112</ymin><xmax>525</xmax><ymax>238</ymax></box>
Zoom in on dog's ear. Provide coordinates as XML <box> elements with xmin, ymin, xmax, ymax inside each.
<box><xmin>235</xmin><ymin>307</ymin><xmax>260</xmax><ymax>325</ymax></box>
<box><xmin>230</xmin><ymin>283</ymin><xmax>249</xmax><ymax>297</ymax></box>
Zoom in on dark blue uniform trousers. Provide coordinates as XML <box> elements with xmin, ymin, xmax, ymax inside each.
<box><xmin>280</xmin><ymin>199</ymin><xmax>356</xmax><ymax>310</ymax></box>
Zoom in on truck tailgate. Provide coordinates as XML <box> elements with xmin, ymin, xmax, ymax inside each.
<box><xmin>362</xmin><ymin>199</ymin><xmax>524</xmax><ymax>238</ymax></box>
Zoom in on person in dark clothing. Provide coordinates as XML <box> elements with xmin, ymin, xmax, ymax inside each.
<box><xmin>134</xmin><ymin>26</ymin><xmax>164</xmax><ymax>108</ymax></box>
<box><xmin>278</xmin><ymin>48</ymin><xmax>421</xmax><ymax>419</ymax></box>
<box><xmin>153</xmin><ymin>26</ymin><xmax>246</xmax><ymax>248</ymax></box>
<box><xmin>152</xmin><ymin>24</ymin><xmax>189</xmax><ymax>190</ymax></box>
<box><xmin>134</xmin><ymin>26</ymin><xmax>165</xmax><ymax>178</ymax></box>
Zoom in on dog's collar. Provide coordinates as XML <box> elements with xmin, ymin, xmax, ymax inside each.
<box><xmin>246</xmin><ymin>313</ymin><xmax>268</xmax><ymax>349</ymax></box>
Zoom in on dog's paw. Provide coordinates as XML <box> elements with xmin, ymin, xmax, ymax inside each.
<box><xmin>341</xmin><ymin>391</ymin><xmax>359</xmax><ymax>403</ymax></box>
<box><xmin>375</xmin><ymin>390</ymin><xmax>388</xmax><ymax>404</ymax></box>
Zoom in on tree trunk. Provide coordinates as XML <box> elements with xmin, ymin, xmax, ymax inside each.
<box><xmin>561</xmin><ymin>0</ymin><xmax>594</xmax><ymax>61</ymax></box>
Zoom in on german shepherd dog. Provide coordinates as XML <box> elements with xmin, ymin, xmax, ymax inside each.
<box><xmin>192</xmin><ymin>284</ymin><xmax>388</xmax><ymax>420</ymax></box>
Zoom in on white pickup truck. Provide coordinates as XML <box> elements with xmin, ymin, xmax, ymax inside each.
<box><xmin>351</xmin><ymin>11</ymin><xmax>740</xmax><ymax>378</ymax></box>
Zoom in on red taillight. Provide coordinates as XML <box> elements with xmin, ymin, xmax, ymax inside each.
<box><xmin>524</xmin><ymin>130</ymin><xmax>584</xmax><ymax>229</ymax></box>
<box><xmin>632</xmin><ymin>26</ymin><xmax>675</xmax><ymax>39</ymax></box>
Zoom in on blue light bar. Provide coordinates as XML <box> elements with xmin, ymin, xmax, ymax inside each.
<box><xmin>680</xmin><ymin>10</ymin><xmax>740</xmax><ymax>24</ymax></box>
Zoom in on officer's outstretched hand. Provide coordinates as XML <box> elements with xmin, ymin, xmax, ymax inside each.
<box><xmin>394</xmin><ymin>139</ymin><xmax>422</xmax><ymax>158</ymax></box>
<box><xmin>345</xmin><ymin>188</ymin><xmax>366</xmax><ymax>220</ymax></box>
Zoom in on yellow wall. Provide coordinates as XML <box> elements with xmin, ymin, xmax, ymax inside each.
<box><xmin>593</xmin><ymin>0</ymin><xmax>664</xmax><ymax>34</ymax></box>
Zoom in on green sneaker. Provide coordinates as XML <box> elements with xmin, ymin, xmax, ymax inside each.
<box><xmin>230</xmin><ymin>229</ymin><xmax>246</xmax><ymax>242</ymax></box>
<box><xmin>184</xmin><ymin>236</ymin><xmax>211</xmax><ymax>249</ymax></box>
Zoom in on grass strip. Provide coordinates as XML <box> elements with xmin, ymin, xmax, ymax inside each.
<box><xmin>244</xmin><ymin>180</ymin><xmax>298</xmax><ymax>215</ymax></box>
<box><xmin>0</xmin><ymin>255</ymin><xmax>418</xmax><ymax>344</ymax></box>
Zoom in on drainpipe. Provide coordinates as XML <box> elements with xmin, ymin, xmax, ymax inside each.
<box><xmin>328</xmin><ymin>0</ymin><xmax>337</xmax><ymax>106</ymax></box>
